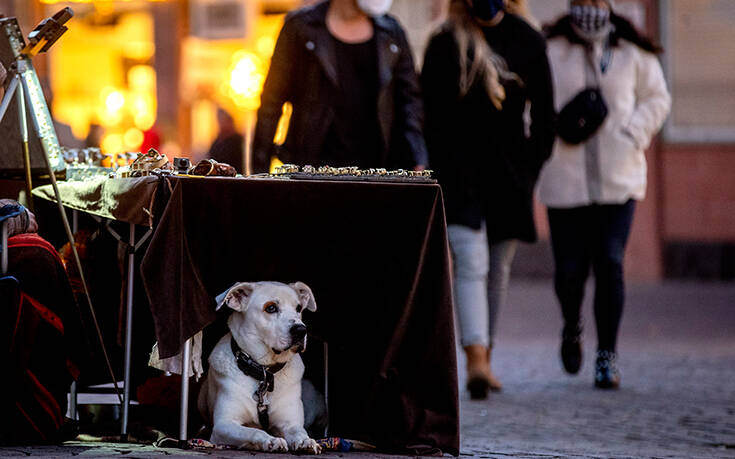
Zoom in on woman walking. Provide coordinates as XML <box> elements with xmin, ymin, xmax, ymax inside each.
<box><xmin>422</xmin><ymin>0</ymin><xmax>555</xmax><ymax>399</ymax></box>
<box><xmin>538</xmin><ymin>0</ymin><xmax>671</xmax><ymax>389</ymax></box>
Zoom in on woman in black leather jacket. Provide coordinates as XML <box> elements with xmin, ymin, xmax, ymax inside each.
<box><xmin>251</xmin><ymin>0</ymin><xmax>428</xmax><ymax>173</ymax></box>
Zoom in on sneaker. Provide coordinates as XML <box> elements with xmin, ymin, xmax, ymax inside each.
<box><xmin>560</xmin><ymin>324</ymin><xmax>582</xmax><ymax>374</ymax></box>
<box><xmin>594</xmin><ymin>350</ymin><xmax>620</xmax><ymax>389</ymax></box>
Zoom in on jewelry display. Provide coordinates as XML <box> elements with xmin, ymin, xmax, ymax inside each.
<box><xmin>271</xmin><ymin>164</ymin><xmax>435</xmax><ymax>183</ymax></box>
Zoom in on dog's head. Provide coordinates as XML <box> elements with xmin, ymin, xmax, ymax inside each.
<box><xmin>216</xmin><ymin>281</ymin><xmax>317</xmax><ymax>359</ymax></box>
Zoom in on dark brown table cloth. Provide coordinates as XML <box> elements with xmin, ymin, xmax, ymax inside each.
<box><xmin>140</xmin><ymin>176</ymin><xmax>458</xmax><ymax>455</ymax></box>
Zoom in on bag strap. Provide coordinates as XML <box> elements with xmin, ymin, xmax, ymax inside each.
<box><xmin>584</xmin><ymin>37</ymin><xmax>613</xmax><ymax>85</ymax></box>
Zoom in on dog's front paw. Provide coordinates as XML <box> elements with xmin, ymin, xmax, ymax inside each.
<box><xmin>262</xmin><ymin>436</ymin><xmax>289</xmax><ymax>452</ymax></box>
<box><xmin>290</xmin><ymin>437</ymin><xmax>322</xmax><ymax>455</ymax></box>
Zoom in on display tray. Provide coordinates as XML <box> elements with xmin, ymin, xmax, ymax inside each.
<box><xmin>265</xmin><ymin>172</ymin><xmax>437</xmax><ymax>184</ymax></box>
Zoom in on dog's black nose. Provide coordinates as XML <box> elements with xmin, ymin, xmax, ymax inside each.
<box><xmin>290</xmin><ymin>324</ymin><xmax>307</xmax><ymax>341</ymax></box>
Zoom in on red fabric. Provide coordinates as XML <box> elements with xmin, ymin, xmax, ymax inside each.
<box><xmin>141</xmin><ymin>128</ymin><xmax>161</xmax><ymax>154</ymax></box>
<box><xmin>2</xmin><ymin>233</ymin><xmax>88</xmax><ymax>444</ymax></box>
<box><xmin>15</xmin><ymin>402</ymin><xmax>45</xmax><ymax>441</ymax></box>
<box><xmin>23</xmin><ymin>293</ymin><xmax>64</xmax><ymax>334</ymax></box>
<box><xmin>8</xmin><ymin>233</ymin><xmax>64</xmax><ymax>267</ymax></box>
<box><xmin>26</xmin><ymin>369</ymin><xmax>63</xmax><ymax>430</ymax></box>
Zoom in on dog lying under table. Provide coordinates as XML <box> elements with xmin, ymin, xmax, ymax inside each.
<box><xmin>198</xmin><ymin>281</ymin><xmax>321</xmax><ymax>454</ymax></box>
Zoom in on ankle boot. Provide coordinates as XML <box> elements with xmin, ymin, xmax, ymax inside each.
<box><xmin>464</xmin><ymin>344</ymin><xmax>490</xmax><ymax>400</ymax></box>
<box><xmin>486</xmin><ymin>346</ymin><xmax>503</xmax><ymax>392</ymax></box>
<box><xmin>560</xmin><ymin>323</ymin><xmax>583</xmax><ymax>374</ymax></box>
<box><xmin>594</xmin><ymin>350</ymin><xmax>620</xmax><ymax>389</ymax></box>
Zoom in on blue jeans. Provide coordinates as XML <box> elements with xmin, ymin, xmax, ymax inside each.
<box><xmin>448</xmin><ymin>223</ymin><xmax>518</xmax><ymax>348</ymax></box>
<box><xmin>547</xmin><ymin>200</ymin><xmax>636</xmax><ymax>352</ymax></box>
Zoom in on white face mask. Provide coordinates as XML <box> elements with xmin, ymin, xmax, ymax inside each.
<box><xmin>356</xmin><ymin>0</ymin><xmax>393</xmax><ymax>17</ymax></box>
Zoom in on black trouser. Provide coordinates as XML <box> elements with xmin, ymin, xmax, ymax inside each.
<box><xmin>547</xmin><ymin>200</ymin><xmax>636</xmax><ymax>352</ymax></box>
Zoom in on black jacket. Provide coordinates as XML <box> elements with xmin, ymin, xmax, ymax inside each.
<box><xmin>252</xmin><ymin>1</ymin><xmax>428</xmax><ymax>173</ymax></box>
<box><xmin>421</xmin><ymin>14</ymin><xmax>555</xmax><ymax>243</ymax></box>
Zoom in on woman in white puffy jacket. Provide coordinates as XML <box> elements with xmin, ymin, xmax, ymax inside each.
<box><xmin>537</xmin><ymin>0</ymin><xmax>670</xmax><ymax>389</ymax></box>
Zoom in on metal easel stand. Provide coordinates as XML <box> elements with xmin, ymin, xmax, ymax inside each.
<box><xmin>0</xmin><ymin>60</ymin><xmax>123</xmax><ymax>433</ymax></box>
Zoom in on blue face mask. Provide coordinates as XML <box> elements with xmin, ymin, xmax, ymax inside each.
<box><xmin>469</xmin><ymin>0</ymin><xmax>505</xmax><ymax>21</ymax></box>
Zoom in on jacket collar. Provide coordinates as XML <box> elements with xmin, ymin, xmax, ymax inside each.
<box><xmin>301</xmin><ymin>0</ymin><xmax>399</xmax><ymax>89</ymax></box>
<box><xmin>302</xmin><ymin>1</ymin><xmax>392</xmax><ymax>31</ymax></box>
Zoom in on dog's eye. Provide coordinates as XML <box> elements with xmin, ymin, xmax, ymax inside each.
<box><xmin>264</xmin><ymin>302</ymin><xmax>279</xmax><ymax>314</ymax></box>
<box><xmin>296</xmin><ymin>305</ymin><xmax>302</xmax><ymax>313</ymax></box>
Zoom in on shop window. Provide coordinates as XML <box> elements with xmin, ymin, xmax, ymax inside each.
<box><xmin>661</xmin><ymin>0</ymin><xmax>735</xmax><ymax>143</ymax></box>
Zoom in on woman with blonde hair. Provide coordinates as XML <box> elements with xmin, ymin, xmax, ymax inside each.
<box><xmin>421</xmin><ymin>0</ymin><xmax>555</xmax><ymax>399</ymax></box>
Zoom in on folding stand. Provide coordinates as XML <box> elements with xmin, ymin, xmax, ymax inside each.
<box><xmin>63</xmin><ymin>210</ymin><xmax>153</xmax><ymax>439</ymax></box>
<box><xmin>1</xmin><ymin>217</ymin><xmax>8</xmax><ymax>274</ymax></box>
<box><xmin>0</xmin><ymin>10</ymin><xmax>124</xmax><ymax>437</ymax></box>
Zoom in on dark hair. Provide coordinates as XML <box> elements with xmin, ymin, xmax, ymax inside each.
<box><xmin>543</xmin><ymin>13</ymin><xmax>663</xmax><ymax>54</ymax></box>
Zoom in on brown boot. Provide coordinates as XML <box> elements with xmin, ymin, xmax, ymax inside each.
<box><xmin>486</xmin><ymin>346</ymin><xmax>503</xmax><ymax>392</ymax></box>
<box><xmin>464</xmin><ymin>344</ymin><xmax>491</xmax><ymax>399</ymax></box>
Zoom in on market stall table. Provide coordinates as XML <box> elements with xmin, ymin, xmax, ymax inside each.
<box><xmin>142</xmin><ymin>176</ymin><xmax>459</xmax><ymax>455</ymax></box>
<box><xmin>33</xmin><ymin>174</ymin><xmax>459</xmax><ymax>455</ymax></box>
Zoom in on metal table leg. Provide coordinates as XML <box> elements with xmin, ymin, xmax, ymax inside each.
<box><xmin>69</xmin><ymin>209</ymin><xmax>78</xmax><ymax>422</ymax></box>
<box><xmin>121</xmin><ymin>223</ymin><xmax>135</xmax><ymax>440</ymax></box>
<box><xmin>1</xmin><ymin>221</ymin><xmax>7</xmax><ymax>275</ymax></box>
<box><xmin>179</xmin><ymin>338</ymin><xmax>192</xmax><ymax>448</ymax></box>
<box><xmin>324</xmin><ymin>341</ymin><xmax>329</xmax><ymax>435</ymax></box>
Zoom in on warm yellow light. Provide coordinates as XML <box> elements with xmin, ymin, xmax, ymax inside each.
<box><xmin>105</xmin><ymin>90</ymin><xmax>125</xmax><ymax>113</ymax></box>
<box><xmin>273</xmin><ymin>102</ymin><xmax>292</xmax><ymax>146</ymax></box>
<box><xmin>124</xmin><ymin>128</ymin><xmax>144</xmax><ymax>149</ymax></box>
<box><xmin>101</xmin><ymin>133</ymin><xmax>123</xmax><ymax>154</ymax></box>
<box><xmin>270</xmin><ymin>156</ymin><xmax>284</xmax><ymax>174</ymax></box>
<box><xmin>130</xmin><ymin>92</ymin><xmax>155</xmax><ymax>116</ymax></box>
<box><xmin>256</xmin><ymin>36</ymin><xmax>275</xmax><ymax>57</ymax></box>
<box><xmin>128</xmin><ymin>65</ymin><xmax>156</xmax><ymax>91</ymax></box>
<box><xmin>229</xmin><ymin>51</ymin><xmax>265</xmax><ymax>111</ymax></box>
<box><xmin>135</xmin><ymin>113</ymin><xmax>155</xmax><ymax>131</ymax></box>
<box><xmin>40</xmin><ymin>0</ymin><xmax>169</xmax><ymax>3</ymax></box>
<box><xmin>97</xmin><ymin>105</ymin><xmax>122</xmax><ymax>127</ymax></box>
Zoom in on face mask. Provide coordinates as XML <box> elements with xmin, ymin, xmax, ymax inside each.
<box><xmin>356</xmin><ymin>0</ymin><xmax>393</xmax><ymax>17</ymax></box>
<box><xmin>570</xmin><ymin>5</ymin><xmax>610</xmax><ymax>35</ymax></box>
<box><xmin>469</xmin><ymin>0</ymin><xmax>505</xmax><ymax>21</ymax></box>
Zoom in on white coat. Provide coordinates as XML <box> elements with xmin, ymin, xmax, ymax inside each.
<box><xmin>537</xmin><ymin>35</ymin><xmax>671</xmax><ymax>208</ymax></box>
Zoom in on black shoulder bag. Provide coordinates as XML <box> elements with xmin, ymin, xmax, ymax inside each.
<box><xmin>556</xmin><ymin>45</ymin><xmax>611</xmax><ymax>145</ymax></box>
<box><xmin>556</xmin><ymin>87</ymin><xmax>608</xmax><ymax>145</ymax></box>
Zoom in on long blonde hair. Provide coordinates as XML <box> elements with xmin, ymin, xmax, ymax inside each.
<box><xmin>446</xmin><ymin>0</ymin><xmax>520</xmax><ymax>109</ymax></box>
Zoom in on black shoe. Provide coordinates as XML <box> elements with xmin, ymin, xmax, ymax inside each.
<box><xmin>560</xmin><ymin>324</ymin><xmax>582</xmax><ymax>374</ymax></box>
<box><xmin>467</xmin><ymin>376</ymin><xmax>490</xmax><ymax>400</ymax></box>
<box><xmin>594</xmin><ymin>350</ymin><xmax>620</xmax><ymax>389</ymax></box>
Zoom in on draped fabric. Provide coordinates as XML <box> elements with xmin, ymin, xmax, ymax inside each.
<box><xmin>140</xmin><ymin>176</ymin><xmax>459</xmax><ymax>455</ymax></box>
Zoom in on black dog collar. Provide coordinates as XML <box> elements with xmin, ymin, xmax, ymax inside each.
<box><xmin>230</xmin><ymin>336</ymin><xmax>286</xmax><ymax>430</ymax></box>
<box><xmin>230</xmin><ymin>337</ymin><xmax>286</xmax><ymax>390</ymax></box>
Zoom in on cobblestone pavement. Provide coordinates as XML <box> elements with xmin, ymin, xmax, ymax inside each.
<box><xmin>1</xmin><ymin>281</ymin><xmax>734</xmax><ymax>458</ymax></box>
<box><xmin>459</xmin><ymin>280</ymin><xmax>735</xmax><ymax>459</ymax></box>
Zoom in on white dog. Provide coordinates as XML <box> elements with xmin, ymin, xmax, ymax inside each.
<box><xmin>198</xmin><ymin>281</ymin><xmax>321</xmax><ymax>454</ymax></box>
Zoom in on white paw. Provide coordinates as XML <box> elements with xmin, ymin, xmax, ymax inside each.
<box><xmin>262</xmin><ymin>436</ymin><xmax>288</xmax><ymax>452</ymax></box>
<box><xmin>290</xmin><ymin>437</ymin><xmax>322</xmax><ymax>455</ymax></box>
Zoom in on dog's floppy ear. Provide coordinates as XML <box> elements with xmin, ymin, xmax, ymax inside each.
<box><xmin>215</xmin><ymin>282</ymin><xmax>255</xmax><ymax>312</ymax></box>
<box><xmin>289</xmin><ymin>281</ymin><xmax>317</xmax><ymax>312</ymax></box>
